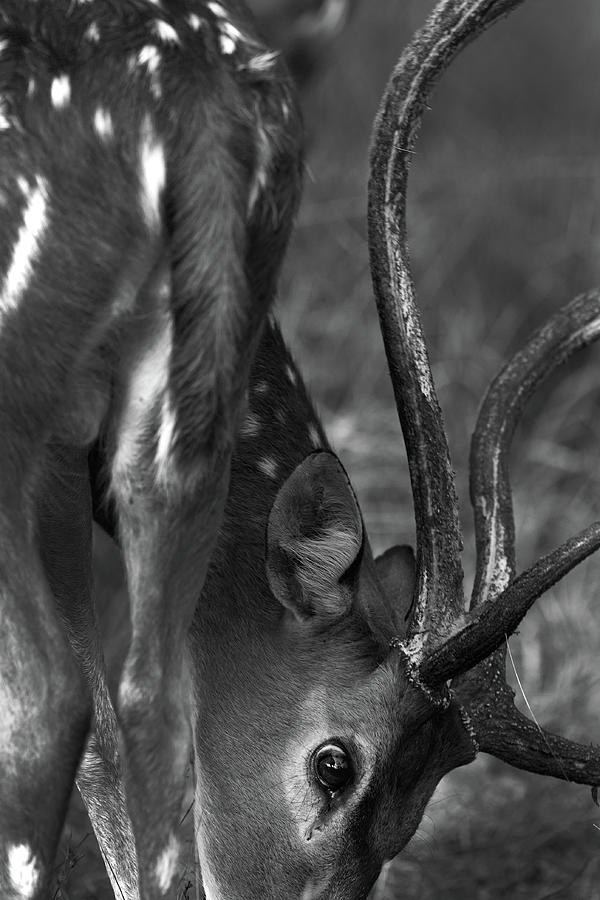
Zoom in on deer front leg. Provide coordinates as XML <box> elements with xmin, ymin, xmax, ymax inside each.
<box><xmin>108</xmin><ymin>277</ymin><xmax>258</xmax><ymax>898</ymax></box>
<box><xmin>36</xmin><ymin>443</ymin><xmax>139</xmax><ymax>900</ymax></box>
<box><xmin>0</xmin><ymin>445</ymin><xmax>91</xmax><ymax>899</ymax></box>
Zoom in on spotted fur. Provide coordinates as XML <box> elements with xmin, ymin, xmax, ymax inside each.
<box><xmin>0</xmin><ymin>2</ymin><xmax>302</xmax><ymax>898</ymax></box>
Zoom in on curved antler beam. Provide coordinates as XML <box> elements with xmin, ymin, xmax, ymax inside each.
<box><xmin>470</xmin><ymin>290</ymin><xmax>600</xmax><ymax>610</ymax></box>
<box><xmin>368</xmin><ymin>0</ymin><xmax>526</xmax><ymax>646</ymax></box>
<box><xmin>416</xmin><ymin>291</ymin><xmax>600</xmax><ymax>684</ymax></box>
<box><xmin>425</xmin><ymin>291</ymin><xmax>600</xmax><ymax>785</ymax></box>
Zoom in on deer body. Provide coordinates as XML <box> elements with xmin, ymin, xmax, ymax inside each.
<box><xmin>0</xmin><ymin>2</ymin><xmax>301</xmax><ymax>898</ymax></box>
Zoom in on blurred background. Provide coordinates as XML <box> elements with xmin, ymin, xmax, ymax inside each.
<box><xmin>56</xmin><ymin>2</ymin><xmax>600</xmax><ymax>898</ymax></box>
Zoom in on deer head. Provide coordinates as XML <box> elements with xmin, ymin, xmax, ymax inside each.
<box><xmin>77</xmin><ymin>0</ymin><xmax>600</xmax><ymax>898</ymax></box>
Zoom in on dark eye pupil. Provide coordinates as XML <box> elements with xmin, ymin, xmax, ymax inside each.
<box><xmin>314</xmin><ymin>743</ymin><xmax>352</xmax><ymax>793</ymax></box>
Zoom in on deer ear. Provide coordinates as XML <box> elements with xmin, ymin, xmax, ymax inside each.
<box><xmin>374</xmin><ymin>545</ymin><xmax>416</xmax><ymax>633</ymax></box>
<box><xmin>266</xmin><ymin>451</ymin><xmax>363</xmax><ymax>621</ymax></box>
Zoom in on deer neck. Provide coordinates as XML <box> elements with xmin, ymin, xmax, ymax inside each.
<box><xmin>196</xmin><ymin>318</ymin><xmax>329</xmax><ymax>629</ymax></box>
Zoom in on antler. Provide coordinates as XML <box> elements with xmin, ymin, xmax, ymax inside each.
<box><xmin>421</xmin><ymin>292</ymin><xmax>600</xmax><ymax>688</ymax></box>
<box><xmin>368</xmin><ymin>0</ymin><xmax>527</xmax><ymax>654</ymax></box>
<box><xmin>368</xmin><ymin>0</ymin><xmax>600</xmax><ymax>784</ymax></box>
<box><xmin>447</xmin><ymin>293</ymin><xmax>600</xmax><ymax>782</ymax></box>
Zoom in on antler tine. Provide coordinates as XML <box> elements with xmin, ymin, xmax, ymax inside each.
<box><xmin>457</xmin><ymin>678</ymin><xmax>600</xmax><ymax>783</ymax></box>
<box><xmin>367</xmin><ymin>0</ymin><xmax>525</xmax><ymax>648</ymax></box>
<box><xmin>417</xmin><ymin>292</ymin><xmax>600</xmax><ymax>782</ymax></box>
<box><xmin>452</xmin><ymin>517</ymin><xmax>600</xmax><ymax>783</ymax></box>
<box><xmin>470</xmin><ymin>290</ymin><xmax>600</xmax><ymax>613</ymax></box>
<box><xmin>418</xmin><ymin>291</ymin><xmax>600</xmax><ymax>686</ymax></box>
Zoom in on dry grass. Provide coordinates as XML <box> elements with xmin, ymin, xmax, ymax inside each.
<box><xmin>55</xmin><ymin>0</ymin><xmax>600</xmax><ymax>896</ymax></box>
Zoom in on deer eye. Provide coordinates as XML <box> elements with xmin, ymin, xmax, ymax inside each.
<box><xmin>312</xmin><ymin>742</ymin><xmax>353</xmax><ymax>794</ymax></box>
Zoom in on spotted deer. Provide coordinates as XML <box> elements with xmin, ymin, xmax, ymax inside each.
<box><xmin>5</xmin><ymin>2</ymin><xmax>600</xmax><ymax>900</ymax></box>
<box><xmin>0</xmin><ymin>1</ymin><xmax>302</xmax><ymax>899</ymax></box>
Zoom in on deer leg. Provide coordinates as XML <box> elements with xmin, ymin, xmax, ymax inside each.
<box><xmin>0</xmin><ymin>443</ymin><xmax>91</xmax><ymax>900</ymax></box>
<box><xmin>109</xmin><ymin>303</ymin><xmax>257</xmax><ymax>899</ymax></box>
<box><xmin>36</xmin><ymin>443</ymin><xmax>139</xmax><ymax>900</ymax></box>
<box><xmin>0</xmin><ymin>152</ymin><xmax>153</xmax><ymax>895</ymax></box>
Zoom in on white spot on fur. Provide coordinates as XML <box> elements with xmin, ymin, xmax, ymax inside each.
<box><xmin>207</xmin><ymin>1</ymin><xmax>228</xmax><ymax>17</ymax></box>
<box><xmin>308</xmin><ymin>423</ymin><xmax>321</xmax><ymax>448</ymax></box>
<box><xmin>154</xmin><ymin>832</ymin><xmax>179</xmax><ymax>893</ymax></box>
<box><xmin>93</xmin><ymin>107</ymin><xmax>113</xmax><ymax>140</ymax></box>
<box><xmin>156</xmin><ymin>269</ymin><xmax>171</xmax><ymax>302</ymax></box>
<box><xmin>51</xmin><ymin>74</ymin><xmax>71</xmax><ymax>109</ymax></box>
<box><xmin>220</xmin><ymin>19</ymin><xmax>244</xmax><ymax>44</ymax></box>
<box><xmin>85</xmin><ymin>22</ymin><xmax>100</xmax><ymax>42</ymax></box>
<box><xmin>8</xmin><ymin>844</ymin><xmax>40</xmax><ymax>898</ymax></box>
<box><xmin>0</xmin><ymin>95</ymin><xmax>11</xmax><ymax>130</ymax></box>
<box><xmin>219</xmin><ymin>33</ymin><xmax>236</xmax><ymax>55</ymax></box>
<box><xmin>118</xmin><ymin>673</ymin><xmax>146</xmax><ymax>708</ymax></box>
<box><xmin>1</xmin><ymin>176</ymin><xmax>48</xmax><ymax>317</ymax></box>
<box><xmin>240</xmin><ymin>412</ymin><xmax>260</xmax><ymax>438</ymax></box>
<box><xmin>257</xmin><ymin>456</ymin><xmax>278</xmax><ymax>479</ymax></box>
<box><xmin>285</xmin><ymin>363</ymin><xmax>298</xmax><ymax>387</ymax></box>
<box><xmin>187</xmin><ymin>13</ymin><xmax>202</xmax><ymax>31</ymax></box>
<box><xmin>247</xmin><ymin>50</ymin><xmax>279</xmax><ymax>72</ymax></box>
<box><xmin>139</xmin><ymin>116</ymin><xmax>165</xmax><ymax>229</ymax></box>
<box><xmin>207</xmin><ymin>2</ymin><xmax>245</xmax><ymax>54</ymax></box>
<box><xmin>137</xmin><ymin>45</ymin><xmax>162</xmax><ymax>99</ymax></box>
<box><xmin>153</xmin><ymin>19</ymin><xmax>180</xmax><ymax>44</ymax></box>
<box><xmin>155</xmin><ymin>392</ymin><xmax>177</xmax><ymax>483</ymax></box>
<box><xmin>27</xmin><ymin>78</ymin><xmax>35</xmax><ymax>98</ymax></box>
<box><xmin>138</xmin><ymin>44</ymin><xmax>161</xmax><ymax>69</ymax></box>
<box><xmin>112</xmin><ymin>315</ymin><xmax>172</xmax><ymax>479</ymax></box>
<box><xmin>16</xmin><ymin>176</ymin><xmax>29</xmax><ymax>195</ymax></box>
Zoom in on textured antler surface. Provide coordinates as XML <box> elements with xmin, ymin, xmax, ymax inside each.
<box><xmin>368</xmin><ymin>0</ymin><xmax>526</xmax><ymax>652</ymax></box>
<box><xmin>445</xmin><ymin>292</ymin><xmax>600</xmax><ymax>782</ymax></box>
<box><xmin>421</xmin><ymin>293</ymin><xmax>600</xmax><ymax>683</ymax></box>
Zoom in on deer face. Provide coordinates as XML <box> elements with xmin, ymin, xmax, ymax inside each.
<box><xmin>190</xmin><ymin>443</ymin><xmax>471</xmax><ymax>899</ymax></box>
